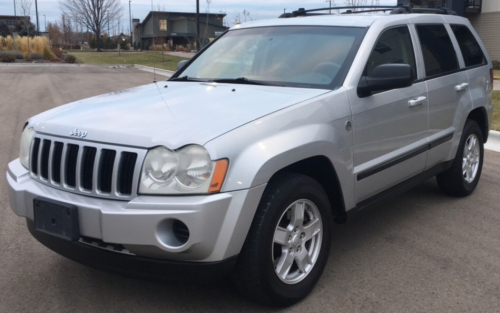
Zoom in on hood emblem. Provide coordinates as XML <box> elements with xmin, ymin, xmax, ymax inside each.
<box><xmin>70</xmin><ymin>128</ymin><xmax>88</xmax><ymax>138</ymax></box>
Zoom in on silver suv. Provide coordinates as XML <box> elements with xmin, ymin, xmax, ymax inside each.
<box><xmin>7</xmin><ymin>5</ymin><xmax>494</xmax><ymax>306</ymax></box>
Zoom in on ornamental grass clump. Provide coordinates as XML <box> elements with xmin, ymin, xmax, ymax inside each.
<box><xmin>4</xmin><ymin>36</ymin><xmax>14</xmax><ymax>50</ymax></box>
<box><xmin>15</xmin><ymin>36</ymin><xmax>50</xmax><ymax>57</ymax></box>
<box><xmin>43</xmin><ymin>47</ymin><xmax>55</xmax><ymax>60</ymax></box>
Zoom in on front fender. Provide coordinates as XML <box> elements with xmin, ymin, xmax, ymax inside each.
<box><xmin>205</xmin><ymin>89</ymin><xmax>355</xmax><ymax>211</ymax></box>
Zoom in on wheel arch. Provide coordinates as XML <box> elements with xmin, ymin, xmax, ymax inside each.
<box><xmin>265</xmin><ymin>156</ymin><xmax>347</xmax><ymax>224</ymax></box>
<box><xmin>467</xmin><ymin>107</ymin><xmax>489</xmax><ymax>143</ymax></box>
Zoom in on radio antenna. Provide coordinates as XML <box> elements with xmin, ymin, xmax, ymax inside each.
<box><xmin>153</xmin><ymin>62</ymin><xmax>157</xmax><ymax>83</ymax></box>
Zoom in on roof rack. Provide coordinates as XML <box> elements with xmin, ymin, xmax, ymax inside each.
<box><xmin>279</xmin><ymin>5</ymin><xmax>456</xmax><ymax>18</ymax></box>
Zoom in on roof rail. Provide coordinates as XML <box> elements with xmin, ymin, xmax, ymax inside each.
<box><xmin>279</xmin><ymin>5</ymin><xmax>456</xmax><ymax>18</ymax></box>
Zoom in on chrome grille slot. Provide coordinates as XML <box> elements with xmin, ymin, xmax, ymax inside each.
<box><xmin>81</xmin><ymin>147</ymin><xmax>97</xmax><ymax>191</ymax></box>
<box><xmin>40</xmin><ymin>139</ymin><xmax>51</xmax><ymax>180</ymax></box>
<box><xmin>65</xmin><ymin>144</ymin><xmax>79</xmax><ymax>188</ymax></box>
<box><xmin>51</xmin><ymin>142</ymin><xmax>64</xmax><ymax>184</ymax></box>
<box><xmin>29</xmin><ymin>135</ymin><xmax>146</xmax><ymax>200</ymax></box>
<box><xmin>98</xmin><ymin>149</ymin><xmax>116</xmax><ymax>193</ymax></box>
<box><xmin>31</xmin><ymin>138</ymin><xmax>41</xmax><ymax>175</ymax></box>
<box><xmin>117</xmin><ymin>152</ymin><xmax>138</xmax><ymax>196</ymax></box>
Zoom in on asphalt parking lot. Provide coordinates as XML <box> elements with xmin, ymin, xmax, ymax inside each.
<box><xmin>1</xmin><ymin>66</ymin><xmax>500</xmax><ymax>313</ymax></box>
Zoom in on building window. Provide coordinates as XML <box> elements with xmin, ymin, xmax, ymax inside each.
<box><xmin>159</xmin><ymin>20</ymin><xmax>167</xmax><ymax>31</ymax></box>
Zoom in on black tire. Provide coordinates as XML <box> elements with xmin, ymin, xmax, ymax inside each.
<box><xmin>231</xmin><ymin>172</ymin><xmax>333</xmax><ymax>307</ymax></box>
<box><xmin>436</xmin><ymin>120</ymin><xmax>484</xmax><ymax>197</ymax></box>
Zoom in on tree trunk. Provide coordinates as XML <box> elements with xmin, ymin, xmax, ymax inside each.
<box><xmin>96</xmin><ymin>29</ymin><xmax>101</xmax><ymax>52</ymax></box>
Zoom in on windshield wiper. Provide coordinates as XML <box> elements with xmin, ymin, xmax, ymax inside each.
<box><xmin>169</xmin><ymin>76</ymin><xmax>206</xmax><ymax>82</ymax></box>
<box><xmin>209</xmin><ymin>77</ymin><xmax>279</xmax><ymax>86</ymax></box>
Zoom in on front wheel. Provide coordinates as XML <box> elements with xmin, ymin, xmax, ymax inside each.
<box><xmin>231</xmin><ymin>173</ymin><xmax>333</xmax><ymax>307</ymax></box>
<box><xmin>436</xmin><ymin>120</ymin><xmax>484</xmax><ymax>197</ymax></box>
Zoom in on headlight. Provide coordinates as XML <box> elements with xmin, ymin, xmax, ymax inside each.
<box><xmin>19</xmin><ymin>126</ymin><xmax>35</xmax><ymax>169</ymax></box>
<box><xmin>139</xmin><ymin>145</ymin><xmax>228</xmax><ymax>195</ymax></box>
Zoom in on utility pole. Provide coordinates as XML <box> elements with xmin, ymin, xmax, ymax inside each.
<box><xmin>129</xmin><ymin>1</ymin><xmax>132</xmax><ymax>40</ymax></box>
<box><xmin>35</xmin><ymin>0</ymin><xmax>39</xmax><ymax>35</ymax></box>
<box><xmin>43</xmin><ymin>14</ymin><xmax>46</xmax><ymax>32</ymax></box>
<box><xmin>196</xmin><ymin>0</ymin><xmax>200</xmax><ymax>49</ymax></box>
<box><xmin>14</xmin><ymin>0</ymin><xmax>16</xmax><ymax>16</ymax></box>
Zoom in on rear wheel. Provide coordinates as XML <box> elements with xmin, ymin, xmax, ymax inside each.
<box><xmin>231</xmin><ymin>173</ymin><xmax>333</xmax><ymax>307</ymax></box>
<box><xmin>436</xmin><ymin>120</ymin><xmax>484</xmax><ymax>197</ymax></box>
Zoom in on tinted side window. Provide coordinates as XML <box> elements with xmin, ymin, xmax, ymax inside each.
<box><xmin>451</xmin><ymin>24</ymin><xmax>486</xmax><ymax>67</ymax></box>
<box><xmin>416</xmin><ymin>24</ymin><xmax>459</xmax><ymax>77</ymax></box>
<box><xmin>365</xmin><ymin>26</ymin><xmax>416</xmax><ymax>79</ymax></box>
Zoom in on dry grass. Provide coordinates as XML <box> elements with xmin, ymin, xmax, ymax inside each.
<box><xmin>149</xmin><ymin>44</ymin><xmax>171</xmax><ymax>52</ymax></box>
<box><xmin>2</xmin><ymin>36</ymin><xmax>15</xmax><ymax>50</ymax></box>
<box><xmin>492</xmin><ymin>91</ymin><xmax>500</xmax><ymax>132</ymax></box>
<box><xmin>14</xmin><ymin>36</ymin><xmax>50</xmax><ymax>57</ymax></box>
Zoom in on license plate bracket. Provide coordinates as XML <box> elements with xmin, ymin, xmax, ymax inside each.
<box><xmin>34</xmin><ymin>197</ymin><xmax>80</xmax><ymax>241</ymax></box>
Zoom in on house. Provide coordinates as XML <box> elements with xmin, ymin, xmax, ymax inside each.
<box><xmin>467</xmin><ymin>0</ymin><xmax>500</xmax><ymax>60</ymax></box>
<box><xmin>398</xmin><ymin>0</ymin><xmax>498</xmax><ymax>60</ymax></box>
<box><xmin>133</xmin><ymin>11</ymin><xmax>228</xmax><ymax>50</ymax></box>
<box><xmin>0</xmin><ymin>15</ymin><xmax>30</xmax><ymax>33</ymax></box>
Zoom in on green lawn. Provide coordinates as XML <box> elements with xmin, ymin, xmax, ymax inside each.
<box><xmin>493</xmin><ymin>91</ymin><xmax>500</xmax><ymax>131</ymax></box>
<box><xmin>71</xmin><ymin>51</ymin><xmax>188</xmax><ymax>71</ymax></box>
<box><xmin>494</xmin><ymin>70</ymin><xmax>500</xmax><ymax>81</ymax></box>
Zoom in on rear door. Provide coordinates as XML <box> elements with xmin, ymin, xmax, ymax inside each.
<box><xmin>350</xmin><ymin>25</ymin><xmax>428</xmax><ymax>203</ymax></box>
<box><xmin>450</xmin><ymin>23</ymin><xmax>490</xmax><ymax>121</ymax></box>
<box><xmin>414</xmin><ymin>23</ymin><xmax>473</xmax><ymax>169</ymax></box>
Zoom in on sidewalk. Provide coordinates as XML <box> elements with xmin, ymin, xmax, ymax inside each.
<box><xmin>486</xmin><ymin>131</ymin><xmax>500</xmax><ymax>153</ymax></box>
<box><xmin>165</xmin><ymin>51</ymin><xmax>196</xmax><ymax>59</ymax></box>
<box><xmin>495</xmin><ymin>80</ymin><xmax>500</xmax><ymax>91</ymax></box>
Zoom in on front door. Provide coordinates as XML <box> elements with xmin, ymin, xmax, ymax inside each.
<box><xmin>349</xmin><ymin>25</ymin><xmax>428</xmax><ymax>203</ymax></box>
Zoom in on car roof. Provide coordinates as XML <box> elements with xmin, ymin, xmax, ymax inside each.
<box><xmin>232</xmin><ymin>13</ymin><xmax>469</xmax><ymax>30</ymax></box>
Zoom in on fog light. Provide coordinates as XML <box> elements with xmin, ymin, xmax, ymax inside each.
<box><xmin>157</xmin><ymin>219</ymin><xmax>190</xmax><ymax>247</ymax></box>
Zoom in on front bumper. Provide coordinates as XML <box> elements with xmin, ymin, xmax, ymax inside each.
<box><xmin>7</xmin><ymin>159</ymin><xmax>266</xmax><ymax>263</ymax></box>
<box><xmin>26</xmin><ymin>219</ymin><xmax>237</xmax><ymax>283</ymax></box>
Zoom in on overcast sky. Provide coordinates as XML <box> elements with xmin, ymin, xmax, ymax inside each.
<box><xmin>1</xmin><ymin>0</ymin><xmax>398</xmax><ymax>32</ymax></box>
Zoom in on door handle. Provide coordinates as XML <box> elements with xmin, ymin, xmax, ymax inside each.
<box><xmin>455</xmin><ymin>83</ymin><xmax>469</xmax><ymax>91</ymax></box>
<box><xmin>408</xmin><ymin>96</ymin><xmax>427</xmax><ymax>107</ymax></box>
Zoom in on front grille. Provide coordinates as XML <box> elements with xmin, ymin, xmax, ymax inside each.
<box><xmin>29</xmin><ymin>135</ymin><xmax>146</xmax><ymax>200</ymax></box>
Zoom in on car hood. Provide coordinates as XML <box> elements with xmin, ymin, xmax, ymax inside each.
<box><xmin>31</xmin><ymin>82</ymin><xmax>329</xmax><ymax>149</ymax></box>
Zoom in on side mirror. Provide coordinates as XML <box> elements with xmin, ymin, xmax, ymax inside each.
<box><xmin>357</xmin><ymin>64</ymin><xmax>414</xmax><ymax>98</ymax></box>
<box><xmin>177</xmin><ymin>60</ymin><xmax>188</xmax><ymax>71</ymax></box>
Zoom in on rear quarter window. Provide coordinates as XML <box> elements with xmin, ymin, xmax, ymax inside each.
<box><xmin>451</xmin><ymin>24</ymin><xmax>486</xmax><ymax>68</ymax></box>
<box><xmin>416</xmin><ymin>24</ymin><xmax>459</xmax><ymax>77</ymax></box>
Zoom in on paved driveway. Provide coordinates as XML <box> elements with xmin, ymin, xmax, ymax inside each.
<box><xmin>1</xmin><ymin>66</ymin><xmax>500</xmax><ymax>313</ymax></box>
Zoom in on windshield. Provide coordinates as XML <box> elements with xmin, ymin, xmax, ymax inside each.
<box><xmin>175</xmin><ymin>26</ymin><xmax>366</xmax><ymax>89</ymax></box>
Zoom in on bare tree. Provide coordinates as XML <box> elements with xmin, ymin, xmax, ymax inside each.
<box><xmin>17</xmin><ymin>0</ymin><xmax>33</xmax><ymax>54</ymax></box>
<box><xmin>59</xmin><ymin>0</ymin><xmax>123</xmax><ymax>52</ymax></box>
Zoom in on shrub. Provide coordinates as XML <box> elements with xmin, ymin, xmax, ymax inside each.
<box><xmin>493</xmin><ymin>60</ymin><xmax>500</xmax><ymax>70</ymax></box>
<box><xmin>0</xmin><ymin>52</ymin><xmax>16</xmax><ymax>62</ymax></box>
<box><xmin>42</xmin><ymin>47</ymin><xmax>55</xmax><ymax>60</ymax></box>
<box><xmin>175</xmin><ymin>45</ymin><xmax>191</xmax><ymax>52</ymax></box>
<box><xmin>12</xmin><ymin>50</ymin><xmax>24</xmax><ymax>59</ymax></box>
<box><xmin>51</xmin><ymin>46</ymin><xmax>63</xmax><ymax>58</ymax></box>
<box><xmin>65</xmin><ymin>54</ymin><xmax>77</xmax><ymax>63</ymax></box>
<box><xmin>149</xmin><ymin>44</ymin><xmax>170</xmax><ymax>52</ymax></box>
<box><xmin>29</xmin><ymin>52</ymin><xmax>43</xmax><ymax>60</ymax></box>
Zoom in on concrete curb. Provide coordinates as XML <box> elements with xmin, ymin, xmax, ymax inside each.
<box><xmin>0</xmin><ymin>63</ymin><xmax>175</xmax><ymax>78</ymax></box>
<box><xmin>0</xmin><ymin>63</ymin><xmax>96</xmax><ymax>67</ymax></box>
<box><xmin>486</xmin><ymin>130</ymin><xmax>500</xmax><ymax>153</ymax></box>
<box><xmin>132</xmin><ymin>64</ymin><xmax>175</xmax><ymax>77</ymax></box>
